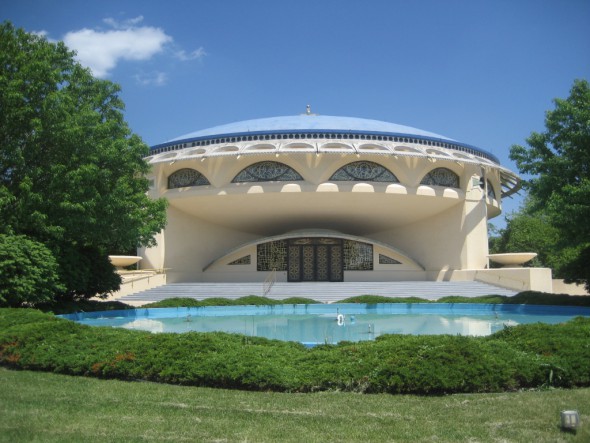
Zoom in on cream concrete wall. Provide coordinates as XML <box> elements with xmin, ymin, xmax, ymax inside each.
<box><xmin>371</xmin><ymin>204</ymin><xmax>466</xmax><ymax>273</ymax></box>
<box><xmin>138</xmin><ymin>231</ymin><xmax>165</xmax><ymax>270</ymax></box>
<box><xmin>142</xmin><ymin>150</ymin><xmax>508</xmax><ymax>284</ymax></box>
<box><xmin>369</xmin><ymin>165</ymin><xmax>490</xmax><ymax>275</ymax></box>
<box><xmin>552</xmin><ymin>279</ymin><xmax>589</xmax><ymax>295</ymax></box>
<box><xmin>163</xmin><ymin>206</ymin><xmax>260</xmax><ymax>283</ymax></box>
<box><xmin>471</xmin><ymin>268</ymin><xmax>553</xmax><ymax>292</ymax></box>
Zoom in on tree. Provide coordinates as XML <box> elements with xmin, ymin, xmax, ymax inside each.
<box><xmin>0</xmin><ymin>22</ymin><xmax>167</xmax><ymax>304</ymax></box>
<box><xmin>0</xmin><ymin>234</ymin><xmax>64</xmax><ymax>306</ymax></box>
<box><xmin>510</xmin><ymin>79</ymin><xmax>590</xmax><ymax>290</ymax></box>
<box><xmin>488</xmin><ymin>201</ymin><xmax>579</xmax><ymax>277</ymax></box>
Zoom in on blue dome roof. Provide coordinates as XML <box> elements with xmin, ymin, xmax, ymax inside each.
<box><xmin>168</xmin><ymin>115</ymin><xmax>456</xmax><ymax>143</ymax></box>
<box><xmin>150</xmin><ymin>114</ymin><xmax>502</xmax><ymax>166</ymax></box>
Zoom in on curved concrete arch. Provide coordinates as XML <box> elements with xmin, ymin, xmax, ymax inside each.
<box><xmin>203</xmin><ymin>229</ymin><xmax>424</xmax><ymax>272</ymax></box>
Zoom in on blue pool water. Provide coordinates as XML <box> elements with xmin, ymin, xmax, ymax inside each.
<box><xmin>60</xmin><ymin>303</ymin><xmax>590</xmax><ymax>345</ymax></box>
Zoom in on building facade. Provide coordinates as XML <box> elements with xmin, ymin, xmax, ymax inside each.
<box><xmin>140</xmin><ymin>113</ymin><xmax>537</xmax><ymax>288</ymax></box>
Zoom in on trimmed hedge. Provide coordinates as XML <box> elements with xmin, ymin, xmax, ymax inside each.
<box><xmin>1</xmin><ymin>308</ymin><xmax>589</xmax><ymax>394</ymax></box>
<box><xmin>143</xmin><ymin>296</ymin><xmax>320</xmax><ymax>308</ymax></box>
<box><xmin>36</xmin><ymin>291</ymin><xmax>589</xmax><ymax>315</ymax></box>
<box><xmin>342</xmin><ymin>292</ymin><xmax>590</xmax><ymax>306</ymax></box>
<box><xmin>340</xmin><ymin>295</ymin><xmax>432</xmax><ymax>304</ymax></box>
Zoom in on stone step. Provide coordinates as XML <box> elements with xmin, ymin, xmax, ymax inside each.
<box><xmin>118</xmin><ymin>281</ymin><xmax>518</xmax><ymax>305</ymax></box>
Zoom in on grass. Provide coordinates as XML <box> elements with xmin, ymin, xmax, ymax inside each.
<box><xmin>1</xmin><ymin>367</ymin><xmax>588</xmax><ymax>442</ymax></box>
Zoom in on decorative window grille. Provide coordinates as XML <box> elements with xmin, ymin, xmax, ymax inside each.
<box><xmin>343</xmin><ymin>240</ymin><xmax>373</xmax><ymax>270</ymax></box>
<box><xmin>256</xmin><ymin>238</ymin><xmax>374</xmax><ymax>272</ymax></box>
<box><xmin>256</xmin><ymin>241</ymin><xmax>288</xmax><ymax>271</ymax></box>
<box><xmin>232</xmin><ymin>161</ymin><xmax>303</xmax><ymax>183</ymax></box>
<box><xmin>329</xmin><ymin>161</ymin><xmax>399</xmax><ymax>182</ymax></box>
<box><xmin>168</xmin><ymin>168</ymin><xmax>210</xmax><ymax>189</ymax></box>
<box><xmin>228</xmin><ymin>256</ymin><xmax>251</xmax><ymax>265</ymax></box>
<box><xmin>420</xmin><ymin>168</ymin><xmax>460</xmax><ymax>188</ymax></box>
<box><xmin>379</xmin><ymin>254</ymin><xmax>401</xmax><ymax>265</ymax></box>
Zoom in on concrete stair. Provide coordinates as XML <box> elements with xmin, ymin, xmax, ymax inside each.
<box><xmin>117</xmin><ymin>281</ymin><xmax>518</xmax><ymax>305</ymax></box>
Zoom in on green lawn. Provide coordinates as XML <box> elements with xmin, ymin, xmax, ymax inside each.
<box><xmin>1</xmin><ymin>368</ymin><xmax>588</xmax><ymax>442</ymax></box>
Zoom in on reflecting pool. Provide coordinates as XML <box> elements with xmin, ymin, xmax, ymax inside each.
<box><xmin>60</xmin><ymin>303</ymin><xmax>590</xmax><ymax>346</ymax></box>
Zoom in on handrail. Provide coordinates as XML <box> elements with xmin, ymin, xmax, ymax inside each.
<box><xmin>263</xmin><ymin>268</ymin><xmax>277</xmax><ymax>297</ymax></box>
<box><xmin>118</xmin><ymin>268</ymin><xmax>170</xmax><ymax>275</ymax></box>
<box><xmin>118</xmin><ymin>268</ymin><xmax>169</xmax><ymax>286</ymax></box>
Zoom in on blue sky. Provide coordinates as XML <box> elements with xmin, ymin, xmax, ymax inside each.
<box><xmin>3</xmin><ymin>0</ymin><xmax>589</xmax><ymax>226</ymax></box>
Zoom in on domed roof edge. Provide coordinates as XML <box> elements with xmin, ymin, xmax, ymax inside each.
<box><xmin>166</xmin><ymin>115</ymin><xmax>456</xmax><ymax>143</ymax></box>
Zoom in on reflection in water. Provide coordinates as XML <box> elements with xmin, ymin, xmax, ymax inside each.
<box><xmin>113</xmin><ymin>314</ymin><xmax>511</xmax><ymax>343</ymax></box>
<box><xmin>74</xmin><ymin>305</ymin><xmax>589</xmax><ymax>346</ymax></box>
<box><xmin>121</xmin><ymin>318</ymin><xmax>165</xmax><ymax>333</ymax></box>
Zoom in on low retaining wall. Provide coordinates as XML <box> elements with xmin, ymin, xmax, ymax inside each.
<box><xmin>440</xmin><ymin>268</ymin><xmax>553</xmax><ymax>293</ymax></box>
<box><xmin>552</xmin><ymin>279</ymin><xmax>589</xmax><ymax>296</ymax></box>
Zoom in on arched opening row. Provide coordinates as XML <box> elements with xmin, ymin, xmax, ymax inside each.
<box><xmin>167</xmin><ymin>161</ymin><xmax>465</xmax><ymax>191</ymax></box>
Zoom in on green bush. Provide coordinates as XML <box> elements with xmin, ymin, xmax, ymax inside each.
<box><xmin>436</xmin><ymin>292</ymin><xmax>590</xmax><ymax>307</ymax></box>
<box><xmin>37</xmin><ymin>299</ymin><xmax>133</xmax><ymax>314</ymax></box>
<box><xmin>280</xmin><ymin>297</ymin><xmax>320</xmax><ymax>305</ymax></box>
<box><xmin>339</xmin><ymin>295</ymin><xmax>427</xmax><ymax>304</ymax></box>
<box><xmin>233</xmin><ymin>295</ymin><xmax>283</xmax><ymax>305</ymax></box>
<box><xmin>0</xmin><ymin>234</ymin><xmax>64</xmax><ymax>307</ymax></box>
<box><xmin>437</xmin><ymin>295</ymin><xmax>508</xmax><ymax>304</ymax></box>
<box><xmin>39</xmin><ymin>291</ymin><xmax>589</xmax><ymax>315</ymax></box>
<box><xmin>142</xmin><ymin>298</ymin><xmax>206</xmax><ymax>308</ymax></box>
<box><xmin>142</xmin><ymin>297</ymin><xmax>320</xmax><ymax>309</ymax></box>
<box><xmin>490</xmin><ymin>317</ymin><xmax>590</xmax><ymax>386</ymax></box>
<box><xmin>1</xmin><ymin>308</ymin><xmax>589</xmax><ymax>395</ymax></box>
<box><xmin>508</xmin><ymin>291</ymin><xmax>590</xmax><ymax>306</ymax></box>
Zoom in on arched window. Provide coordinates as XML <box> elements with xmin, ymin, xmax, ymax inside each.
<box><xmin>232</xmin><ymin>161</ymin><xmax>303</xmax><ymax>183</ymax></box>
<box><xmin>329</xmin><ymin>161</ymin><xmax>399</xmax><ymax>182</ymax></box>
<box><xmin>168</xmin><ymin>168</ymin><xmax>210</xmax><ymax>189</ymax></box>
<box><xmin>420</xmin><ymin>168</ymin><xmax>460</xmax><ymax>188</ymax></box>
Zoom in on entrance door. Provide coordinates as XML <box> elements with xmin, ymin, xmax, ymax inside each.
<box><xmin>287</xmin><ymin>238</ymin><xmax>343</xmax><ymax>282</ymax></box>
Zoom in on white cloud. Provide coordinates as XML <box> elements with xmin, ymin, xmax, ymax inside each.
<box><xmin>134</xmin><ymin>71</ymin><xmax>168</xmax><ymax>86</ymax></box>
<box><xmin>175</xmin><ymin>47</ymin><xmax>207</xmax><ymax>61</ymax></box>
<box><xmin>63</xmin><ymin>17</ymin><xmax>172</xmax><ymax>78</ymax></box>
<box><xmin>103</xmin><ymin>16</ymin><xmax>145</xmax><ymax>29</ymax></box>
<box><xmin>31</xmin><ymin>29</ymin><xmax>49</xmax><ymax>38</ymax></box>
<box><xmin>60</xmin><ymin>16</ymin><xmax>206</xmax><ymax>82</ymax></box>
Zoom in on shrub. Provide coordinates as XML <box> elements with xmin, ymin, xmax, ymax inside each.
<box><xmin>280</xmin><ymin>297</ymin><xmax>320</xmax><ymax>305</ymax></box>
<box><xmin>437</xmin><ymin>295</ymin><xmax>508</xmax><ymax>304</ymax></box>
<box><xmin>2</xmin><ymin>308</ymin><xmax>589</xmax><ymax>395</ymax></box>
<box><xmin>141</xmin><ymin>297</ymin><xmax>321</xmax><ymax>308</ymax></box>
<box><xmin>508</xmin><ymin>291</ymin><xmax>590</xmax><ymax>306</ymax></box>
<box><xmin>142</xmin><ymin>298</ymin><xmax>204</xmax><ymax>308</ymax></box>
<box><xmin>490</xmin><ymin>317</ymin><xmax>590</xmax><ymax>386</ymax></box>
<box><xmin>339</xmin><ymin>295</ymin><xmax>426</xmax><ymax>304</ymax></box>
<box><xmin>233</xmin><ymin>295</ymin><xmax>282</xmax><ymax>305</ymax></box>
<box><xmin>0</xmin><ymin>234</ymin><xmax>64</xmax><ymax>307</ymax></box>
<box><xmin>37</xmin><ymin>299</ymin><xmax>134</xmax><ymax>315</ymax></box>
<box><xmin>194</xmin><ymin>297</ymin><xmax>237</xmax><ymax>306</ymax></box>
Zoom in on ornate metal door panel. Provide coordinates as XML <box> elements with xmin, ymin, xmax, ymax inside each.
<box><xmin>288</xmin><ymin>245</ymin><xmax>301</xmax><ymax>281</ymax></box>
<box><xmin>330</xmin><ymin>245</ymin><xmax>343</xmax><ymax>281</ymax></box>
<box><xmin>287</xmin><ymin>238</ymin><xmax>344</xmax><ymax>282</ymax></box>
<box><xmin>302</xmin><ymin>245</ymin><xmax>315</xmax><ymax>281</ymax></box>
<box><xmin>316</xmin><ymin>245</ymin><xmax>329</xmax><ymax>281</ymax></box>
